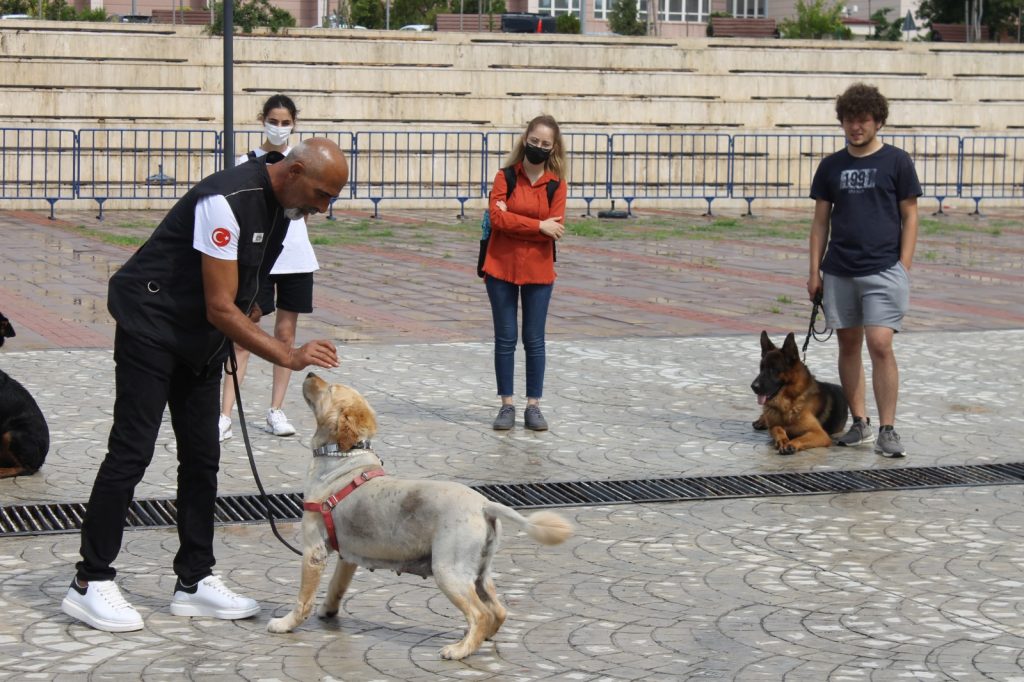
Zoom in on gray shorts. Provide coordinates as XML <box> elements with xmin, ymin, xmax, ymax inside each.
<box><xmin>822</xmin><ymin>262</ymin><xmax>909</xmax><ymax>331</ymax></box>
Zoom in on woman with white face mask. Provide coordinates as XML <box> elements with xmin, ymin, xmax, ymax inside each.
<box><xmin>219</xmin><ymin>94</ymin><xmax>320</xmax><ymax>441</ymax></box>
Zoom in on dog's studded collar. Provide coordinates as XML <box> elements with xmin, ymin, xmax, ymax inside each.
<box><xmin>312</xmin><ymin>440</ymin><xmax>372</xmax><ymax>457</ymax></box>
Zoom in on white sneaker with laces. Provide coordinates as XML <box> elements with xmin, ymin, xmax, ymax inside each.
<box><xmin>61</xmin><ymin>578</ymin><xmax>144</xmax><ymax>632</ymax></box>
<box><xmin>170</xmin><ymin>575</ymin><xmax>260</xmax><ymax>619</ymax></box>
<box><xmin>264</xmin><ymin>408</ymin><xmax>296</xmax><ymax>436</ymax></box>
<box><xmin>218</xmin><ymin>414</ymin><xmax>232</xmax><ymax>442</ymax></box>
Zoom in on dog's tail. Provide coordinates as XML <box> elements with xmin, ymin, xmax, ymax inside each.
<box><xmin>484</xmin><ymin>502</ymin><xmax>573</xmax><ymax>546</ymax></box>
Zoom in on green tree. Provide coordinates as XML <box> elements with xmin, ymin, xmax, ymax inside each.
<box><xmin>778</xmin><ymin>0</ymin><xmax>851</xmax><ymax>39</ymax></box>
<box><xmin>449</xmin><ymin>0</ymin><xmax>506</xmax><ymax>13</ymax></box>
<box><xmin>350</xmin><ymin>0</ymin><xmax>384</xmax><ymax>27</ymax></box>
<box><xmin>556</xmin><ymin>12</ymin><xmax>580</xmax><ymax>32</ymax></box>
<box><xmin>0</xmin><ymin>0</ymin><xmax>30</xmax><ymax>14</ymax></box>
<box><xmin>210</xmin><ymin>0</ymin><xmax>296</xmax><ymax>33</ymax></box>
<box><xmin>608</xmin><ymin>0</ymin><xmax>645</xmax><ymax>35</ymax></box>
<box><xmin>917</xmin><ymin>0</ymin><xmax>1023</xmax><ymax>40</ymax></box>
<box><xmin>390</xmin><ymin>0</ymin><xmax>447</xmax><ymax>27</ymax></box>
<box><xmin>868</xmin><ymin>7</ymin><xmax>903</xmax><ymax>39</ymax></box>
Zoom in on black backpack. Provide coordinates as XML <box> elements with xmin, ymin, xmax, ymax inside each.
<box><xmin>477</xmin><ymin>166</ymin><xmax>560</xmax><ymax>278</ymax></box>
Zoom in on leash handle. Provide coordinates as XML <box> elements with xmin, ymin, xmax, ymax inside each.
<box><xmin>802</xmin><ymin>290</ymin><xmax>828</xmax><ymax>362</ymax></box>
<box><xmin>227</xmin><ymin>344</ymin><xmax>302</xmax><ymax>556</ymax></box>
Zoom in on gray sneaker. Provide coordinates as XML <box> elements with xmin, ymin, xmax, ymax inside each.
<box><xmin>492</xmin><ymin>404</ymin><xmax>515</xmax><ymax>430</ymax></box>
<box><xmin>835</xmin><ymin>418</ymin><xmax>874</xmax><ymax>446</ymax></box>
<box><xmin>875</xmin><ymin>427</ymin><xmax>906</xmax><ymax>458</ymax></box>
<box><xmin>524</xmin><ymin>405</ymin><xmax>548</xmax><ymax>431</ymax></box>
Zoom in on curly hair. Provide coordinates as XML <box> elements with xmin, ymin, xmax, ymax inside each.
<box><xmin>835</xmin><ymin>83</ymin><xmax>888</xmax><ymax>126</ymax></box>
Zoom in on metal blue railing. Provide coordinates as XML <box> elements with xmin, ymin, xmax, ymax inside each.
<box><xmin>2</xmin><ymin>128</ymin><xmax>1022</xmax><ymax>218</ymax></box>
<box><xmin>0</xmin><ymin>127</ymin><xmax>77</xmax><ymax>218</ymax></box>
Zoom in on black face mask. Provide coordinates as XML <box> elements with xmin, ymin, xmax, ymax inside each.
<box><xmin>524</xmin><ymin>143</ymin><xmax>552</xmax><ymax>165</ymax></box>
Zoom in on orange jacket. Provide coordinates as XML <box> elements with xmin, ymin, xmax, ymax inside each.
<box><xmin>482</xmin><ymin>163</ymin><xmax>567</xmax><ymax>285</ymax></box>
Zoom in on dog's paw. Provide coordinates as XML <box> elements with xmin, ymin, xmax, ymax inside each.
<box><xmin>317</xmin><ymin>604</ymin><xmax>339</xmax><ymax>620</ymax></box>
<box><xmin>752</xmin><ymin>417</ymin><xmax>767</xmax><ymax>431</ymax></box>
<box><xmin>267</xmin><ymin>616</ymin><xmax>295</xmax><ymax>634</ymax></box>
<box><xmin>440</xmin><ymin>643</ymin><xmax>473</xmax><ymax>660</ymax></box>
<box><xmin>776</xmin><ymin>443</ymin><xmax>797</xmax><ymax>455</ymax></box>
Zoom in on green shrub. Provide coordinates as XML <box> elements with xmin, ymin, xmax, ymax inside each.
<box><xmin>210</xmin><ymin>0</ymin><xmax>296</xmax><ymax>34</ymax></box>
<box><xmin>556</xmin><ymin>13</ymin><xmax>580</xmax><ymax>33</ymax></box>
<box><xmin>779</xmin><ymin>0</ymin><xmax>851</xmax><ymax>39</ymax></box>
<box><xmin>608</xmin><ymin>0</ymin><xmax>645</xmax><ymax>35</ymax></box>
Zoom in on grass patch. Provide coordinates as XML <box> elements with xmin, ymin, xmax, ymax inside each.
<box><xmin>310</xmin><ymin>219</ymin><xmax>395</xmax><ymax>245</ymax></box>
<box><xmin>776</xmin><ymin>295</ymin><xmax>793</xmax><ymax>304</ymax></box>
<box><xmin>919</xmin><ymin>218</ymin><xmax>987</xmax><ymax>235</ymax></box>
<box><xmin>75</xmin><ymin>226</ymin><xmax>146</xmax><ymax>247</ymax></box>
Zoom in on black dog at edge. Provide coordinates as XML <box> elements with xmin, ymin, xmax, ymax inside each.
<box><xmin>0</xmin><ymin>312</ymin><xmax>50</xmax><ymax>478</ymax></box>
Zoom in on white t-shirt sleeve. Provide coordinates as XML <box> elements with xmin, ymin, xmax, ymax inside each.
<box><xmin>193</xmin><ymin>195</ymin><xmax>241</xmax><ymax>260</ymax></box>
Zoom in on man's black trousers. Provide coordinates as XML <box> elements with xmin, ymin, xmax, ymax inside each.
<box><xmin>76</xmin><ymin>326</ymin><xmax>223</xmax><ymax>584</ymax></box>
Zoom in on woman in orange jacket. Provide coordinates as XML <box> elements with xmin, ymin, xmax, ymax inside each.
<box><xmin>481</xmin><ymin>114</ymin><xmax>568</xmax><ymax>431</ymax></box>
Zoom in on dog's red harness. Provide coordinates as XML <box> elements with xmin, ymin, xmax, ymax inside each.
<box><xmin>303</xmin><ymin>468</ymin><xmax>387</xmax><ymax>553</ymax></box>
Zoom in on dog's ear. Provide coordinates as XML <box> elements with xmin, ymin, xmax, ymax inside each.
<box><xmin>759</xmin><ymin>330</ymin><xmax>775</xmax><ymax>356</ymax></box>
<box><xmin>335</xmin><ymin>395</ymin><xmax>378</xmax><ymax>451</ymax></box>
<box><xmin>781</xmin><ymin>332</ymin><xmax>799</xmax><ymax>360</ymax></box>
<box><xmin>0</xmin><ymin>313</ymin><xmax>13</xmax><ymax>347</ymax></box>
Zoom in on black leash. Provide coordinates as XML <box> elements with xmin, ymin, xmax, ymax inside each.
<box><xmin>226</xmin><ymin>344</ymin><xmax>302</xmax><ymax>556</ymax></box>
<box><xmin>802</xmin><ymin>290</ymin><xmax>833</xmax><ymax>362</ymax></box>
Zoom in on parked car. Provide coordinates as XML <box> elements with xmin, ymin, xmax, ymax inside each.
<box><xmin>400</xmin><ymin>24</ymin><xmax>431</xmax><ymax>31</ymax></box>
<box><xmin>1</xmin><ymin>13</ymin><xmax>31</xmax><ymax>19</ymax></box>
<box><xmin>500</xmin><ymin>13</ymin><xmax>557</xmax><ymax>33</ymax></box>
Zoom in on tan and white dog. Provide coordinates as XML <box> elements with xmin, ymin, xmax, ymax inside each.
<box><xmin>267</xmin><ymin>373</ymin><xmax>574</xmax><ymax>660</ymax></box>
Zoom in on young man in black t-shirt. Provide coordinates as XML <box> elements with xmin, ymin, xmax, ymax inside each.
<box><xmin>808</xmin><ymin>83</ymin><xmax>921</xmax><ymax>458</ymax></box>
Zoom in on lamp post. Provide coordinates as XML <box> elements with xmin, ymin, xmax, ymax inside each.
<box><xmin>224</xmin><ymin>0</ymin><xmax>235</xmax><ymax>167</ymax></box>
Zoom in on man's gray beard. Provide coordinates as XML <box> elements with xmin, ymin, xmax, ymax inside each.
<box><xmin>284</xmin><ymin>207</ymin><xmax>305</xmax><ymax>220</ymax></box>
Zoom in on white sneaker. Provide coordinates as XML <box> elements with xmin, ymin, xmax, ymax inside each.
<box><xmin>218</xmin><ymin>414</ymin><xmax>232</xmax><ymax>442</ymax></box>
<box><xmin>264</xmin><ymin>408</ymin><xmax>296</xmax><ymax>436</ymax></box>
<box><xmin>61</xmin><ymin>578</ymin><xmax>144</xmax><ymax>632</ymax></box>
<box><xmin>170</xmin><ymin>575</ymin><xmax>260</xmax><ymax>620</ymax></box>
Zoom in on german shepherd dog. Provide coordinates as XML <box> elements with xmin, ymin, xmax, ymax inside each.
<box><xmin>751</xmin><ymin>331</ymin><xmax>848</xmax><ymax>455</ymax></box>
<box><xmin>0</xmin><ymin>313</ymin><xmax>50</xmax><ymax>478</ymax></box>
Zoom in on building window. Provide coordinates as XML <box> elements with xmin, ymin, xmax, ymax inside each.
<box><xmin>538</xmin><ymin>0</ymin><xmax>581</xmax><ymax>16</ymax></box>
<box><xmin>575</xmin><ymin>0</ymin><xmax>646</xmax><ymax>20</ymax></box>
<box><xmin>731</xmin><ymin>0</ymin><xmax>765</xmax><ymax>17</ymax></box>
<box><xmin>659</xmin><ymin>0</ymin><xmax>709</xmax><ymax>21</ymax></box>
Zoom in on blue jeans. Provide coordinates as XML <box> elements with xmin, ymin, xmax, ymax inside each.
<box><xmin>485</xmin><ymin>276</ymin><xmax>553</xmax><ymax>399</ymax></box>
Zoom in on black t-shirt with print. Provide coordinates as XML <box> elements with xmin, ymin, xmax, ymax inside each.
<box><xmin>810</xmin><ymin>144</ymin><xmax>922</xmax><ymax>277</ymax></box>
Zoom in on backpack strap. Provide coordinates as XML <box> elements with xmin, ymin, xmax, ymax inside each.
<box><xmin>503</xmin><ymin>166</ymin><xmax>517</xmax><ymax>200</ymax></box>
<box><xmin>545</xmin><ymin>179</ymin><xmax>559</xmax><ymax>206</ymax></box>
<box><xmin>246</xmin><ymin>150</ymin><xmax>258</xmax><ymax>161</ymax></box>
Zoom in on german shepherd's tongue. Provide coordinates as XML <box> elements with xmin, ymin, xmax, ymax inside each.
<box><xmin>757</xmin><ymin>394</ymin><xmax>767</xmax><ymax>406</ymax></box>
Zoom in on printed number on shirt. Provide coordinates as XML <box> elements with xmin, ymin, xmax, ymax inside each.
<box><xmin>840</xmin><ymin>168</ymin><xmax>877</xmax><ymax>192</ymax></box>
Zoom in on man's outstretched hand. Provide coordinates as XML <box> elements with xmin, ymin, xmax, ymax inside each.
<box><xmin>287</xmin><ymin>339</ymin><xmax>339</xmax><ymax>370</ymax></box>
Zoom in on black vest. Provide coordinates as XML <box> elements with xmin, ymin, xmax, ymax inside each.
<box><xmin>107</xmin><ymin>158</ymin><xmax>290</xmax><ymax>372</ymax></box>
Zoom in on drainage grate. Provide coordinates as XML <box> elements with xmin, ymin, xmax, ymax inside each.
<box><xmin>3</xmin><ymin>463</ymin><xmax>1024</xmax><ymax>537</ymax></box>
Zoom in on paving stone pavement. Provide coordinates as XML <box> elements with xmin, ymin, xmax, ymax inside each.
<box><xmin>0</xmin><ymin>206</ymin><xmax>1023</xmax><ymax>681</ymax></box>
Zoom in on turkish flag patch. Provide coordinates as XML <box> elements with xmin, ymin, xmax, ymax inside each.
<box><xmin>211</xmin><ymin>227</ymin><xmax>231</xmax><ymax>247</ymax></box>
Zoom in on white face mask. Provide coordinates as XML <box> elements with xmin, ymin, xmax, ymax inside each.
<box><xmin>264</xmin><ymin>123</ymin><xmax>292</xmax><ymax>146</ymax></box>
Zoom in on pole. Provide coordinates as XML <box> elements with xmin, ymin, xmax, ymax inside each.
<box><xmin>579</xmin><ymin>0</ymin><xmax>585</xmax><ymax>33</ymax></box>
<box><xmin>386</xmin><ymin>0</ymin><xmax>390</xmax><ymax>29</ymax></box>
<box><xmin>224</xmin><ymin>0</ymin><xmax>235</xmax><ymax>168</ymax></box>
